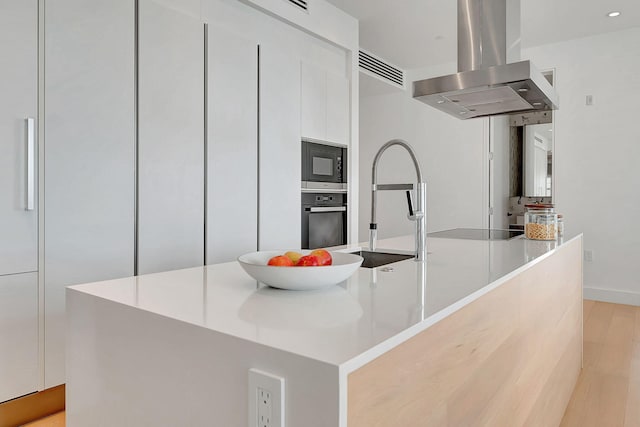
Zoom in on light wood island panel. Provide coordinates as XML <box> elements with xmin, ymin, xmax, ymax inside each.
<box><xmin>348</xmin><ymin>237</ymin><xmax>583</xmax><ymax>426</ymax></box>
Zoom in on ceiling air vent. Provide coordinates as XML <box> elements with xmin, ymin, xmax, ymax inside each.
<box><xmin>359</xmin><ymin>50</ymin><xmax>405</xmax><ymax>89</ymax></box>
<box><xmin>286</xmin><ymin>0</ymin><xmax>308</xmax><ymax>12</ymax></box>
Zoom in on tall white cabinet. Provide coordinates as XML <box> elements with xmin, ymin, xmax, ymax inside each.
<box><xmin>207</xmin><ymin>27</ymin><xmax>258</xmax><ymax>263</ymax></box>
<box><xmin>44</xmin><ymin>0</ymin><xmax>208</xmax><ymax>387</ymax></box>
<box><xmin>44</xmin><ymin>0</ymin><xmax>136</xmax><ymax>387</ymax></box>
<box><xmin>0</xmin><ymin>0</ymin><xmax>39</xmax><ymax>402</ymax></box>
<box><xmin>137</xmin><ymin>0</ymin><xmax>205</xmax><ymax>274</ymax></box>
<box><xmin>259</xmin><ymin>44</ymin><xmax>302</xmax><ymax>250</ymax></box>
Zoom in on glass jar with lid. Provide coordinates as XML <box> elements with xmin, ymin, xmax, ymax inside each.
<box><xmin>524</xmin><ymin>204</ymin><xmax>557</xmax><ymax>240</ymax></box>
<box><xmin>525</xmin><ymin>239</ymin><xmax>557</xmax><ymax>262</ymax></box>
<box><xmin>557</xmin><ymin>214</ymin><xmax>564</xmax><ymax>238</ymax></box>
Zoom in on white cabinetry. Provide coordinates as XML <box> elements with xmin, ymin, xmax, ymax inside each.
<box><xmin>44</xmin><ymin>0</ymin><xmax>136</xmax><ymax>387</ymax></box>
<box><xmin>300</xmin><ymin>63</ymin><xmax>326</xmax><ymax>142</ymax></box>
<box><xmin>137</xmin><ymin>0</ymin><xmax>205</xmax><ymax>274</ymax></box>
<box><xmin>0</xmin><ymin>0</ymin><xmax>38</xmax><ymax>278</ymax></box>
<box><xmin>37</xmin><ymin>0</ymin><xmax>352</xmax><ymax>392</ymax></box>
<box><xmin>259</xmin><ymin>45</ymin><xmax>301</xmax><ymax>250</ymax></box>
<box><xmin>300</xmin><ymin>63</ymin><xmax>350</xmax><ymax>145</ymax></box>
<box><xmin>45</xmin><ymin>0</ymin><xmax>206</xmax><ymax>386</ymax></box>
<box><xmin>0</xmin><ymin>273</ymin><xmax>38</xmax><ymax>402</ymax></box>
<box><xmin>325</xmin><ymin>71</ymin><xmax>350</xmax><ymax>145</ymax></box>
<box><xmin>0</xmin><ymin>0</ymin><xmax>38</xmax><ymax>402</ymax></box>
<box><xmin>207</xmin><ymin>27</ymin><xmax>258</xmax><ymax>264</ymax></box>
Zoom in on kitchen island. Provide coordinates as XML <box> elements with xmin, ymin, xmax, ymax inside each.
<box><xmin>66</xmin><ymin>233</ymin><xmax>582</xmax><ymax>426</ymax></box>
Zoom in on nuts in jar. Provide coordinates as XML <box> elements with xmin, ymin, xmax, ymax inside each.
<box><xmin>525</xmin><ymin>222</ymin><xmax>557</xmax><ymax>240</ymax></box>
<box><xmin>524</xmin><ymin>203</ymin><xmax>557</xmax><ymax>241</ymax></box>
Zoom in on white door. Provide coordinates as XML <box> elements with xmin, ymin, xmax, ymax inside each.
<box><xmin>44</xmin><ymin>0</ymin><xmax>136</xmax><ymax>387</ymax></box>
<box><xmin>207</xmin><ymin>27</ymin><xmax>258</xmax><ymax>264</ymax></box>
<box><xmin>0</xmin><ymin>0</ymin><xmax>39</xmax><ymax>402</ymax></box>
<box><xmin>524</xmin><ymin>125</ymin><xmax>550</xmax><ymax>197</ymax></box>
<box><xmin>137</xmin><ymin>0</ymin><xmax>205</xmax><ymax>274</ymax></box>
<box><xmin>0</xmin><ymin>0</ymin><xmax>38</xmax><ymax>276</ymax></box>
<box><xmin>259</xmin><ymin>45</ymin><xmax>301</xmax><ymax>250</ymax></box>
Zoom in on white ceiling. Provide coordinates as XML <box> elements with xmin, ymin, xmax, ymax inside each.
<box><xmin>326</xmin><ymin>0</ymin><xmax>640</xmax><ymax>70</ymax></box>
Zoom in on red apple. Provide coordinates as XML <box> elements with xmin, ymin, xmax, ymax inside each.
<box><xmin>267</xmin><ymin>255</ymin><xmax>294</xmax><ymax>267</ymax></box>
<box><xmin>310</xmin><ymin>249</ymin><xmax>332</xmax><ymax>266</ymax></box>
<box><xmin>296</xmin><ymin>255</ymin><xmax>320</xmax><ymax>266</ymax></box>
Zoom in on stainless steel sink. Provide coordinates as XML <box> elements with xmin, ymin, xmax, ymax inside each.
<box><xmin>350</xmin><ymin>251</ymin><xmax>415</xmax><ymax>268</ymax></box>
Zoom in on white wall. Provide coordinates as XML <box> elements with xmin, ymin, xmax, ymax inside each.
<box><xmin>359</xmin><ymin>27</ymin><xmax>640</xmax><ymax>304</ymax></box>
<box><xmin>358</xmin><ymin>63</ymin><xmax>488</xmax><ymax>242</ymax></box>
<box><xmin>526</xmin><ymin>27</ymin><xmax>640</xmax><ymax>304</ymax></box>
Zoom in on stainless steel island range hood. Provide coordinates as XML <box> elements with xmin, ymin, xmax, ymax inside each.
<box><xmin>413</xmin><ymin>0</ymin><xmax>558</xmax><ymax>119</ymax></box>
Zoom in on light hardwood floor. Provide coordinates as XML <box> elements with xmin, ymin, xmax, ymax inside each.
<box><xmin>560</xmin><ymin>300</ymin><xmax>640</xmax><ymax>427</ymax></box>
<box><xmin>22</xmin><ymin>412</ymin><xmax>64</xmax><ymax>427</ymax></box>
<box><xmin>22</xmin><ymin>300</ymin><xmax>640</xmax><ymax>427</ymax></box>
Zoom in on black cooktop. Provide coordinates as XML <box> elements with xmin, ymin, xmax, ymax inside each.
<box><xmin>427</xmin><ymin>228</ymin><xmax>524</xmax><ymax>241</ymax></box>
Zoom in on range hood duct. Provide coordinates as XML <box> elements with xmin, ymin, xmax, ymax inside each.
<box><xmin>413</xmin><ymin>0</ymin><xmax>558</xmax><ymax>119</ymax></box>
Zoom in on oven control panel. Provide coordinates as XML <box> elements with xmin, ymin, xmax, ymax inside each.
<box><xmin>302</xmin><ymin>193</ymin><xmax>346</xmax><ymax>207</ymax></box>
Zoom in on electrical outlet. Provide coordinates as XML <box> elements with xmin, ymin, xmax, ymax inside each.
<box><xmin>249</xmin><ymin>369</ymin><xmax>284</xmax><ymax>427</ymax></box>
<box><xmin>258</xmin><ymin>388</ymin><xmax>272</xmax><ymax>427</ymax></box>
<box><xmin>584</xmin><ymin>250</ymin><xmax>594</xmax><ymax>262</ymax></box>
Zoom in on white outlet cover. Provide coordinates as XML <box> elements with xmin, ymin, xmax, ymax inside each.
<box><xmin>584</xmin><ymin>250</ymin><xmax>594</xmax><ymax>262</ymax></box>
<box><xmin>249</xmin><ymin>368</ymin><xmax>285</xmax><ymax>427</ymax></box>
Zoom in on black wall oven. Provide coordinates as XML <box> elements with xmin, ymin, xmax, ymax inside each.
<box><xmin>302</xmin><ymin>141</ymin><xmax>346</xmax><ymax>191</ymax></box>
<box><xmin>301</xmin><ymin>193</ymin><xmax>347</xmax><ymax>249</ymax></box>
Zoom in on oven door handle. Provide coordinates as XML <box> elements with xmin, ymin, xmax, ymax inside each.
<box><xmin>305</xmin><ymin>206</ymin><xmax>347</xmax><ymax>213</ymax></box>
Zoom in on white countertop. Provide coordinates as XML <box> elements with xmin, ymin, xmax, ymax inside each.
<box><xmin>68</xmin><ymin>231</ymin><xmax>581</xmax><ymax>373</ymax></box>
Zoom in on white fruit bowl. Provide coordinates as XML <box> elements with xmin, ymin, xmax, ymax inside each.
<box><xmin>237</xmin><ymin>250</ymin><xmax>363</xmax><ymax>290</ymax></box>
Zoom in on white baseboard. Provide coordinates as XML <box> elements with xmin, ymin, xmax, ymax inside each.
<box><xmin>584</xmin><ymin>286</ymin><xmax>640</xmax><ymax>307</ymax></box>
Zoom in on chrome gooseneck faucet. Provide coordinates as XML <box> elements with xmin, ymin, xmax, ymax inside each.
<box><xmin>369</xmin><ymin>139</ymin><xmax>427</xmax><ymax>262</ymax></box>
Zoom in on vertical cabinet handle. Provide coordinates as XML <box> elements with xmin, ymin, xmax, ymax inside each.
<box><xmin>26</xmin><ymin>117</ymin><xmax>35</xmax><ymax>211</ymax></box>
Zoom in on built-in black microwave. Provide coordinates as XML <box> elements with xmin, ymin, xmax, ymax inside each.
<box><xmin>301</xmin><ymin>140</ymin><xmax>347</xmax><ymax>191</ymax></box>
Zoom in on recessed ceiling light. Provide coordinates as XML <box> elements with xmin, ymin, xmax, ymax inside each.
<box><xmin>532</xmin><ymin>102</ymin><xmax>542</xmax><ymax>106</ymax></box>
<box><xmin>518</xmin><ymin>88</ymin><xmax>529</xmax><ymax>92</ymax></box>
<box><xmin>607</xmin><ymin>11</ymin><xmax>621</xmax><ymax>17</ymax></box>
